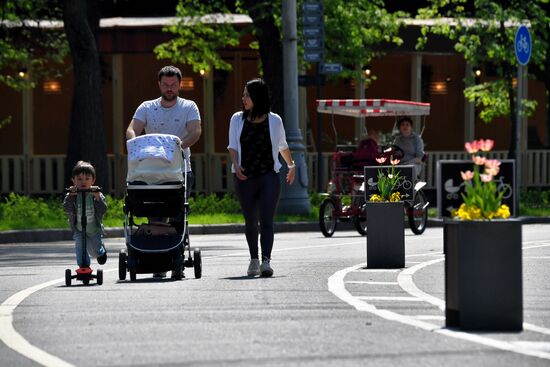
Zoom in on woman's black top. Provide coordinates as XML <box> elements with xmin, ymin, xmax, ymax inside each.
<box><xmin>240</xmin><ymin>117</ymin><xmax>274</xmax><ymax>178</ymax></box>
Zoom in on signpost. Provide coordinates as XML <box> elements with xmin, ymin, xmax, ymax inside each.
<box><xmin>320</xmin><ymin>63</ymin><xmax>343</xmax><ymax>74</ymax></box>
<box><xmin>302</xmin><ymin>1</ymin><xmax>325</xmax><ymax>191</ymax></box>
<box><xmin>514</xmin><ymin>25</ymin><xmax>531</xmax><ymax>216</ymax></box>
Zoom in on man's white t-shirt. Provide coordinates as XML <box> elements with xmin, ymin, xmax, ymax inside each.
<box><xmin>133</xmin><ymin>97</ymin><xmax>201</xmax><ymax>172</ymax></box>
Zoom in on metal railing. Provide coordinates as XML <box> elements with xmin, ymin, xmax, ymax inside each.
<box><xmin>1</xmin><ymin>150</ymin><xmax>549</xmax><ymax>196</ymax></box>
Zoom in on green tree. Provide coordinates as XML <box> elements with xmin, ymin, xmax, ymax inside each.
<box><xmin>323</xmin><ymin>0</ymin><xmax>405</xmax><ymax>83</ymax></box>
<box><xmin>416</xmin><ymin>0</ymin><xmax>550</xmax><ymax>156</ymax></box>
<box><xmin>156</xmin><ymin>0</ymin><xmax>406</xmax><ymax>117</ymax></box>
<box><xmin>0</xmin><ymin>0</ymin><xmax>68</xmax><ymax>127</ymax></box>
<box><xmin>0</xmin><ymin>0</ymin><xmax>108</xmax><ymax>188</ymax></box>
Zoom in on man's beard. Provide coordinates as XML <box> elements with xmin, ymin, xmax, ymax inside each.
<box><xmin>161</xmin><ymin>92</ymin><xmax>177</xmax><ymax>102</ymax></box>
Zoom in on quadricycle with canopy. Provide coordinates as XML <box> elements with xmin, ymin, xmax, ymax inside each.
<box><xmin>315</xmin><ymin>98</ymin><xmax>431</xmax><ymax>237</ymax></box>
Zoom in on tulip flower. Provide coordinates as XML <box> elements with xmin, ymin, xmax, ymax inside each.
<box><xmin>472</xmin><ymin>155</ymin><xmax>486</xmax><ymax>165</ymax></box>
<box><xmin>465</xmin><ymin>140</ymin><xmax>480</xmax><ymax>154</ymax></box>
<box><xmin>479</xmin><ymin>139</ymin><xmax>494</xmax><ymax>152</ymax></box>
<box><xmin>376</xmin><ymin>157</ymin><xmax>387</xmax><ymax>164</ymax></box>
<box><xmin>390</xmin><ymin>158</ymin><xmax>400</xmax><ymax>165</ymax></box>
<box><xmin>460</xmin><ymin>170</ymin><xmax>474</xmax><ymax>181</ymax></box>
<box><xmin>456</xmin><ymin>138</ymin><xmax>510</xmax><ymax>221</ymax></box>
<box><xmin>480</xmin><ymin>173</ymin><xmax>493</xmax><ymax>182</ymax></box>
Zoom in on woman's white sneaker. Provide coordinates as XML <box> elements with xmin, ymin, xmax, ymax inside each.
<box><xmin>260</xmin><ymin>259</ymin><xmax>273</xmax><ymax>277</ymax></box>
<box><xmin>247</xmin><ymin>259</ymin><xmax>260</xmax><ymax>276</ymax></box>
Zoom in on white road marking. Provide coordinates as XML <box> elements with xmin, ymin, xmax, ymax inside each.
<box><xmin>345</xmin><ymin>281</ymin><xmax>398</xmax><ymax>285</ymax></box>
<box><xmin>329</xmin><ymin>241</ymin><xmax>550</xmax><ymax>361</ymax></box>
<box><xmin>357</xmin><ymin>296</ymin><xmax>424</xmax><ymax>301</ymax></box>
<box><xmin>0</xmin><ymin>239</ymin><xmax>363</xmax><ymax>366</ymax></box>
<box><xmin>411</xmin><ymin>315</ymin><xmax>445</xmax><ymax>321</ymax></box>
<box><xmin>328</xmin><ymin>263</ymin><xmax>550</xmax><ymax>360</ymax></box>
<box><xmin>0</xmin><ymin>279</ymin><xmax>75</xmax><ymax>367</ymax></box>
<box><xmin>397</xmin><ymin>257</ymin><xmax>445</xmax><ymax>310</ymax></box>
<box><xmin>0</xmin><ymin>268</ymin><xmax>117</xmax><ymax>367</ymax></box>
<box><xmin>353</xmin><ymin>269</ymin><xmax>401</xmax><ymax>272</ymax></box>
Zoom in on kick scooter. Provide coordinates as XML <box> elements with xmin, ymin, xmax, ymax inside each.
<box><xmin>65</xmin><ymin>186</ymin><xmax>103</xmax><ymax>286</ymax></box>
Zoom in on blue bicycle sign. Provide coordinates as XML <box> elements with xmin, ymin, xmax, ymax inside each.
<box><xmin>515</xmin><ymin>25</ymin><xmax>531</xmax><ymax>66</ymax></box>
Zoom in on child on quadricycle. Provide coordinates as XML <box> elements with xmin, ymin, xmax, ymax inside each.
<box><xmin>63</xmin><ymin>161</ymin><xmax>108</xmax><ymax>270</ymax></box>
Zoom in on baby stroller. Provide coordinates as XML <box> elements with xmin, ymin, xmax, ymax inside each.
<box><xmin>119</xmin><ymin>134</ymin><xmax>202</xmax><ymax>281</ymax></box>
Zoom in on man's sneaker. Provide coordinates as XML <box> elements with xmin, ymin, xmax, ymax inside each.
<box><xmin>260</xmin><ymin>259</ymin><xmax>273</xmax><ymax>277</ymax></box>
<box><xmin>97</xmin><ymin>251</ymin><xmax>107</xmax><ymax>265</ymax></box>
<box><xmin>247</xmin><ymin>259</ymin><xmax>260</xmax><ymax>276</ymax></box>
<box><xmin>153</xmin><ymin>272</ymin><xmax>167</xmax><ymax>278</ymax></box>
<box><xmin>171</xmin><ymin>268</ymin><xmax>184</xmax><ymax>280</ymax></box>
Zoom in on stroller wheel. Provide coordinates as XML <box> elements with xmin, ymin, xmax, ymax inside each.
<box><xmin>129</xmin><ymin>269</ymin><xmax>137</xmax><ymax>282</ymax></box>
<box><xmin>65</xmin><ymin>269</ymin><xmax>72</xmax><ymax>287</ymax></box>
<box><xmin>96</xmin><ymin>269</ymin><xmax>103</xmax><ymax>285</ymax></box>
<box><xmin>194</xmin><ymin>248</ymin><xmax>202</xmax><ymax>279</ymax></box>
<box><xmin>118</xmin><ymin>250</ymin><xmax>127</xmax><ymax>281</ymax></box>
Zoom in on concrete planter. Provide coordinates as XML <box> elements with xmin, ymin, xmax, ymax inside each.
<box><xmin>444</xmin><ymin>219</ymin><xmax>523</xmax><ymax>331</ymax></box>
<box><xmin>365</xmin><ymin>201</ymin><xmax>405</xmax><ymax>268</ymax></box>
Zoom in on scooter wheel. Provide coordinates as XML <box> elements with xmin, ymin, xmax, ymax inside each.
<box><xmin>65</xmin><ymin>269</ymin><xmax>72</xmax><ymax>287</ymax></box>
<box><xmin>96</xmin><ymin>269</ymin><xmax>103</xmax><ymax>285</ymax></box>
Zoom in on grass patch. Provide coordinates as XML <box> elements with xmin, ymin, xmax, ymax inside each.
<box><xmin>0</xmin><ymin>189</ymin><xmax>547</xmax><ymax>231</ymax></box>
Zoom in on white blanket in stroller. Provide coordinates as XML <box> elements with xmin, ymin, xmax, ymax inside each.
<box><xmin>126</xmin><ymin>134</ymin><xmax>185</xmax><ymax>184</ymax></box>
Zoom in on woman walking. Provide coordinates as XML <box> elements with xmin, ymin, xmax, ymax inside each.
<box><xmin>227</xmin><ymin>78</ymin><xmax>295</xmax><ymax>277</ymax></box>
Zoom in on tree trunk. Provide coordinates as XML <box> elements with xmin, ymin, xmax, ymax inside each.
<box><xmin>240</xmin><ymin>1</ymin><xmax>284</xmax><ymax>118</ymax></box>
<box><xmin>62</xmin><ymin>0</ymin><xmax>108</xmax><ymax>189</ymax></box>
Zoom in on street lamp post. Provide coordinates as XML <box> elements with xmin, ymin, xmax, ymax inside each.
<box><xmin>279</xmin><ymin>0</ymin><xmax>311</xmax><ymax>214</ymax></box>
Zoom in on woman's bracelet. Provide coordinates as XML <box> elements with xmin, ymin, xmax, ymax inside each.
<box><xmin>287</xmin><ymin>161</ymin><xmax>296</xmax><ymax>169</ymax></box>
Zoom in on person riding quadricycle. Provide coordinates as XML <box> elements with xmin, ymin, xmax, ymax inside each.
<box><xmin>316</xmin><ymin>99</ymin><xmax>430</xmax><ymax>237</ymax></box>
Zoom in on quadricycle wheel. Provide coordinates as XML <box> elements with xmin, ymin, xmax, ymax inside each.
<box><xmin>319</xmin><ymin>198</ymin><xmax>338</xmax><ymax>237</ymax></box>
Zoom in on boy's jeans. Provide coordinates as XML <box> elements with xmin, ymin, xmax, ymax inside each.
<box><xmin>73</xmin><ymin>230</ymin><xmax>105</xmax><ymax>268</ymax></box>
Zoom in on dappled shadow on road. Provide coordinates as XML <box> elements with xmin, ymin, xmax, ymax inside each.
<box><xmin>222</xmin><ymin>275</ymin><xmax>288</xmax><ymax>280</ymax></box>
<box><xmin>0</xmin><ymin>242</ymin><xmax>75</xmax><ymax>268</ymax></box>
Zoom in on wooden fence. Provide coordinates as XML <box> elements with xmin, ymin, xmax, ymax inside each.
<box><xmin>1</xmin><ymin>150</ymin><xmax>549</xmax><ymax>196</ymax></box>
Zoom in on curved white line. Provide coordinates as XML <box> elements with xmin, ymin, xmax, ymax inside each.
<box><xmin>329</xmin><ymin>255</ymin><xmax>550</xmax><ymax>360</ymax></box>
<box><xmin>0</xmin><ymin>239</ymin><xmax>361</xmax><ymax>366</ymax></box>
<box><xmin>0</xmin><ymin>268</ymin><xmax>117</xmax><ymax>367</ymax></box>
<box><xmin>0</xmin><ymin>278</ymin><xmax>76</xmax><ymax>367</ymax></box>
<box><xmin>397</xmin><ymin>257</ymin><xmax>445</xmax><ymax>310</ymax></box>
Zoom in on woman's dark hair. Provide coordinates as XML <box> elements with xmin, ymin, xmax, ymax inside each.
<box><xmin>243</xmin><ymin>78</ymin><xmax>270</xmax><ymax>121</ymax></box>
<box><xmin>397</xmin><ymin>116</ymin><xmax>413</xmax><ymax>129</ymax></box>
<box><xmin>158</xmin><ymin>65</ymin><xmax>182</xmax><ymax>82</ymax></box>
<box><xmin>71</xmin><ymin>160</ymin><xmax>96</xmax><ymax>179</ymax></box>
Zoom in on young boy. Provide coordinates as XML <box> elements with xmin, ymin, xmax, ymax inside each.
<box><xmin>63</xmin><ymin>161</ymin><xmax>107</xmax><ymax>268</ymax></box>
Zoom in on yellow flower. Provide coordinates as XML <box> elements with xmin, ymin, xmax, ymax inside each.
<box><xmin>369</xmin><ymin>194</ymin><xmax>383</xmax><ymax>202</ymax></box>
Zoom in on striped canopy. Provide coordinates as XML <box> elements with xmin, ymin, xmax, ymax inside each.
<box><xmin>316</xmin><ymin>99</ymin><xmax>430</xmax><ymax>117</ymax></box>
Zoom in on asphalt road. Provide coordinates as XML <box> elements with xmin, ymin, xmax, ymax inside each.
<box><xmin>1</xmin><ymin>225</ymin><xmax>549</xmax><ymax>367</ymax></box>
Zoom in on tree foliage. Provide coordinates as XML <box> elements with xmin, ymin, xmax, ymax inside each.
<box><xmin>154</xmin><ymin>0</ymin><xmax>241</xmax><ymax>74</ymax></box>
<box><xmin>322</xmin><ymin>0</ymin><xmax>406</xmax><ymax>82</ymax></box>
<box><xmin>416</xmin><ymin>0</ymin><xmax>549</xmax><ymax>124</ymax></box>
<box><xmin>0</xmin><ymin>0</ymin><xmax>68</xmax><ymax>91</ymax></box>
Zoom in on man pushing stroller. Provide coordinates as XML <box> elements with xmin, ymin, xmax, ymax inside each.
<box><xmin>125</xmin><ymin>65</ymin><xmax>202</xmax><ymax>279</ymax></box>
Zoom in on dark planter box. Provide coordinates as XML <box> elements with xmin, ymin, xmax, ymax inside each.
<box><xmin>365</xmin><ymin>201</ymin><xmax>405</xmax><ymax>268</ymax></box>
<box><xmin>444</xmin><ymin>219</ymin><xmax>523</xmax><ymax>331</ymax></box>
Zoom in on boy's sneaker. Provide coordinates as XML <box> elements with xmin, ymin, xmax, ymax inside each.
<box><xmin>97</xmin><ymin>251</ymin><xmax>107</xmax><ymax>265</ymax></box>
<box><xmin>260</xmin><ymin>259</ymin><xmax>273</xmax><ymax>277</ymax></box>
<box><xmin>247</xmin><ymin>259</ymin><xmax>260</xmax><ymax>276</ymax></box>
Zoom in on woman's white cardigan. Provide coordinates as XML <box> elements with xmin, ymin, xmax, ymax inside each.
<box><xmin>227</xmin><ymin>111</ymin><xmax>289</xmax><ymax>173</ymax></box>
